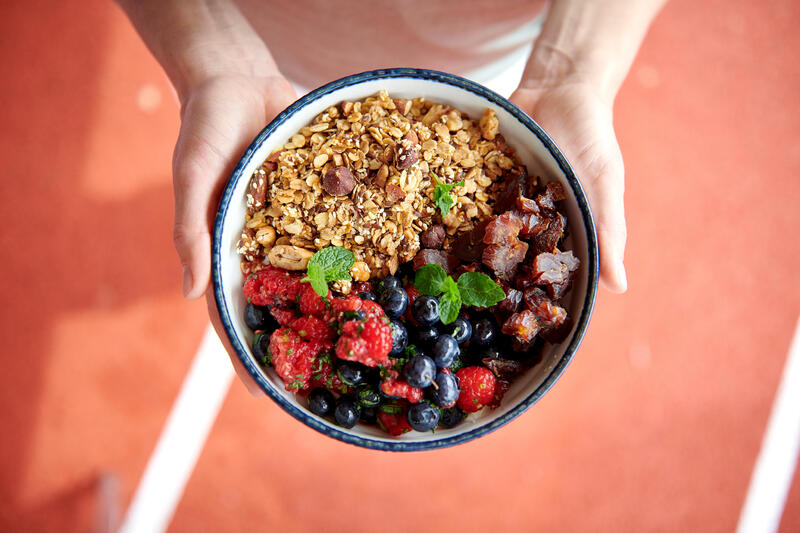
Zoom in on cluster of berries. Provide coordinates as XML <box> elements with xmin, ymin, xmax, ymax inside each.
<box><xmin>243</xmin><ymin>265</ymin><xmax>503</xmax><ymax>435</ymax></box>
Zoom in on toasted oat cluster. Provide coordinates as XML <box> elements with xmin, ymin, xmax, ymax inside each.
<box><xmin>238</xmin><ymin>91</ymin><xmax>523</xmax><ymax>280</ymax></box>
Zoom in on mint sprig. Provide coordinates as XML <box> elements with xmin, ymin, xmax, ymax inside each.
<box><xmin>302</xmin><ymin>246</ymin><xmax>355</xmax><ymax>297</ymax></box>
<box><xmin>413</xmin><ymin>264</ymin><xmax>505</xmax><ymax>324</ymax></box>
<box><xmin>431</xmin><ymin>173</ymin><xmax>465</xmax><ymax>217</ymax></box>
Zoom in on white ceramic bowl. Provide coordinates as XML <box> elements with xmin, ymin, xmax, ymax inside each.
<box><xmin>212</xmin><ymin>68</ymin><xmax>598</xmax><ymax>451</ymax></box>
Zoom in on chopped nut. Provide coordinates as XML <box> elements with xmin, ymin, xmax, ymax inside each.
<box><xmin>322</xmin><ymin>166</ymin><xmax>356</xmax><ymax>196</ymax></box>
<box><xmin>350</xmin><ymin>261</ymin><xmax>371</xmax><ymax>282</ymax></box>
<box><xmin>267</xmin><ymin>245</ymin><xmax>314</xmax><ymax>270</ymax></box>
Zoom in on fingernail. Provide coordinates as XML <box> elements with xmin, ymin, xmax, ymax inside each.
<box><xmin>182</xmin><ymin>265</ymin><xmax>193</xmax><ymax>297</ymax></box>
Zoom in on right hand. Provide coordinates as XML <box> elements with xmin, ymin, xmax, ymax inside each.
<box><xmin>172</xmin><ymin>74</ymin><xmax>297</xmax><ymax>299</ymax></box>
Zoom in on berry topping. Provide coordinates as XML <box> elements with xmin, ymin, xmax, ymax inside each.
<box><xmin>308</xmin><ymin>388</ymin><xmax>335</xmax><ymax>417</ymax></box>
<box><xmin>298</xmin><ymin>283</ymin><xmax>330</xmax><ymax>317</ymax></box>
<box><xmin>355</xmin><ymin>383</ymin><xmax>381</xmax><ymax>408</ymax></box>
<box><xmin>439</xmin><ymin>407</ymin><xmax>466</xmax><ymax>428</ymax></box>
<box><xmin>407</xmin><ymin>401</ymin><xmax>440</xmax><ymax>432</ymax></box>
<box><xmin>244</xmin><ymin>303</ymin><xmax>273</xmax><ymax>330</ymax></box>
<box><xmin>243</xmin><ymin>266</ymin><xmax>303</xmax><ymax>307</ymax></box>
<box><xmin>377</xmin><ymin>404</ymin><xmax>411</xmax><ymax>436</ymax></box>
<box><xmin>269</xmin><ymin>328</ymin><xmax>317</xmax><ymax>392</ymax></box>
<box><xmin>388</xmin><ymin>319</ymin><xmax>409</xmax><ymax>356</ymax></box>
<box><xmin>289</xmin><ymin>316</ymin><xmax>335</xmax><ymax>343</ymax></box>
<box><xmin>337</xmin><ymin>361</ymin><xmax>366</xmax><ymax>387</ymax></box>
<box><xmin>432</xmin><ymin>335</ymin><xmax>460</xmax><ymax>368</ymax></box>
<box><xmin>411</xmin><ymin>295</ymin><xmax>439</xmax><ymax>326</ymax></box>
<box><xmin>471</xmin><ymin>318</ymin><xmax>496</xmax><ymax>346</ymax></box>
<box><xmin>380</xmin><ymin>370</ymin><xmax>424</xmax><ymax>403</ymax></box>
<box><xmin>444</xmin><ymin>316</ymin><xmax>472</xmax><ymax>345</ymax></box>
<box><xmin>378</xmin><ymin>275</ymin><xmax>402</xmax><ymax>294</ymax></box>
<box><xmin>430</xmin><ymin>369</ymin><xmax>459</xmax><ymax>408</ymax></box>
<box><xmin>334</xmin><ymin>397</ymin><xmax>360</xmax><ymax>429</ymax></box>
<box><xmin>456</xmin><ymin>366</ymin><xmax>496</xmax><ymax>412</ymax></box>
<box><xmin>403</xmin><ymin>355</ymin><xmax>437</xmax><ymax>389</ymax></box>
<box><xmin>415</xmin><ymin>325</ymin><xmax>439</xmax><ymax>348</ymax></box>
<box><xmin>379</xmin><ymin>287</ymin><xmax>409</xmax><ymax>318</ymax></box>
<box><xmin>335</xmin><ymin>317</ymin><xmax>393</xmax><ymax>367</ymax></box>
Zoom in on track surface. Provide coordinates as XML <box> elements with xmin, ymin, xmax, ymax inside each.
<box><xmin>1</xmin><ymin>0</ymin><xmax>799</xmax><ymax>531</ymax></box>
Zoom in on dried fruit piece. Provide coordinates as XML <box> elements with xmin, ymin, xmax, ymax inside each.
<box><xmin>394</xmin><ymin>130</ymin><xmax>420</xmax><ymax>169</ymax></box>
<box><xmin>533</xmin><ymin>251</ymin><xmax>580</xmax><ymax>299</ymax></box>
<box><xmin>530</xmin><ymin>213</ymin><xmax>565</xmax><ymax>255</ymax></box>
<box><xmin>322</xmin><ymin>166</ymin><xmax>356</xmax><ymax>196</ymax></box>
<box><xmin>501</xmin><ymin>310</ymin><xmax>541</xmax><ymax>343</ymax></box>
<box><xmin>535</xmin><ymin>181</ymin><xmax>567</xmax><ymax>211</ymax></box>
<box><xmin>497</xmin><ymin>287</ymin><xmax>523</xmax><ymax>313</ymax></box>
<box><xmin>420</xmin><ymin>224</ymin><xmax>445</xmax><ymax>249</ymax></box>
<box><xmin>413</xmin><ymin>248</ymin><xmax>451</xmax><ymax>273</ymax></box>
<box><xmin>452</xmin><ymin>219</ymin><xmax>488</xmax><ymax>262</ymax></box>
<box><xmin>482</xmin><ymin>240</ymin><xmax>528</xmax><ymax>273</ymax></box>
<box><xmin>482</xmin><ymin>357</ymin><xmax>524</xmax><ymax>381</ymax></box>
<box><xmin>483</xmin><ymin>212</ymin><xmax>523</xmax><ymax>245</ymax></box>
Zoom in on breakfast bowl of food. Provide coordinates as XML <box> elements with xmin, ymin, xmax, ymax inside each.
<box><xmin>212</xmin><ymin>68</ymin><xmax>598</xmax><ymax>451</ymax></box>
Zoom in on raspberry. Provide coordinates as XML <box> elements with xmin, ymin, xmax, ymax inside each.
<box><xmin>331</xmin><ymin>294</ymin><xmax>362</xmax><ymax>314</ymax></box>
<box><xmin>270</xmin><ymin>307</ymin><xmax>298</xmax><ymax>327</ymax></box>
<box><xmin>377</xmin><ymin>404</ymin><xmax>412</xmax><ymax>436</ymax></box>
<box><xmin>335</xmin><ymin>317</ymin><xmax>392</xmax><ymax>367</ymax></box>
<box><xmin>360</xmin><ymin>300</ymin><xmax>385</xmax><ymax>320</ymax></box>
<box><xmin>270</xmin><ymin>328</ymin><xmax>316</xmax><ymax>392</ymax></box>
<box><xmin>404</xmin><ymin>285</ymin><xmax>420</xmax><ymax>325</ymax></box>
<box><xmin>353</xmin><ymin>281</ymin><xmax>375</xmax><ymax>294</ymax></box>
<box><xmin>308</xmin><ymin>351</ymin><xmax>349</xmax><ymax>394</ymax></box>
<box><xmin>290</xmin><ymin>316</ymin><xmax>335</xmax><ymax>342</ymax></box>
<box><xmin>243</xmin><ymin>266</ymin><xmax>302</xmax><ymax>307</ymax></box>
<box><xmin>298</xmin><ymin>283</ymin><xmax>329</xmax><ymax>317</ymax></box>
<box><xmin>455</xmin><ymin>366</ymin><xmax>496</xmax><ymax>412</ymax></box>
<box><xmin>380</xmin><ymin>369</ymin><xmax>423</xmax><ymax>403</ymax></box>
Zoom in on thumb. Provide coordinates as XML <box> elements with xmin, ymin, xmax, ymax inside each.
<box><xmin>172</xmin><ymin>77</ymin><xmax>296</xmax><ymax>299</ymax></box>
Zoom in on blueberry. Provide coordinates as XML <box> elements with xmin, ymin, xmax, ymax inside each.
<box><xmin>482</xmin><ymin>347</ymin><xmax>504</xmax><ymax>361</ymax></box>
<box><xmin>430</xmin><ymin>371</ymin><xmax>459</xmax><ymax>407</ymax></box>
<box><xmin>472</xmin><ymin>318</ymin><xmax>496</xmax><ymax>346</ymax></box>
<box><xmin>359</xmin><ymin>291</ymin><xmax>377</xmax><ymax>302</ymax></box>
<box><xmin>252</xmin><ymin>333</ymin><xmax>271</xmax><ymax>365</ymax></box>
<box><xmin>407</xmin><ymin>402</ymin><xmax>440</xmax><ymax>432</ymax></box>
<box><xmin>432</xmin><ymin>335</ymin><xmax>460</xmax><ymax>368</ymax></box>
<box><xmin>379</xmin><ymin>287</ymin><xmax>409</xmax><ymax>318</ymax></box>
<box><xmin>337</xmin><ymin>361</ymin><xmax>365</xmax><ymax>387</ymax></box>
<box><xmin>308</xmin><ymin>388</ymin><xmax>335</xmax><ymax>417</ymax></box>
<box><xmin>356</xmin><ymin>383</ymin><xmax>381</xmax><ymax>408</ymax></box>
<box><xmin>444</xmin><ymin>316</ymin><xmax>472</xmax><ymax>345</ymax></box>
<box><xmin>378</xmin><ymin>275</ymin><xmax>402</xmax><ymax>294</ymax></box>
<box><xmin>415</xmin><ymin>325</ymin><xmax>440</xmax><ymax>347</ymax></box>
<box><xmin>334</xmin><ymin>397</ymin><xmax>360</xmax><ymax>429</ymax></box>
<box><xmin>411</xmin><ymin>295</ymin><xmax>439</xmax><ymax>326</ymax></box>
<box><xmin>360</xmin><ymin>405</ymin><xmax>378</xmax><ymax>425</ymax></box>
<box><xmin>388</xmin><ymin>319</ymin><xmax>408</xmax><ymax>356</ymax></box>
<box><xmin>244</xmin><ymin>303</ymin><xmax>272</xmax><ymax>330</ymax></box>
<box><xmin>439</xmin><ymin>407</ymin><xmax>466</xmax><ymax>428</ymax></box>
<box><xmin>404</xmin><ymin>355</ymin><xmax>437</xmax><ymax>388</ymax></box>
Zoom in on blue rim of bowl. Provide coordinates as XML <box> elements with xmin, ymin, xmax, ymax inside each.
<box><xmin>212</xmin><ymin>68</ymin><xmax>599</xmax><ymax>451</ymax></box>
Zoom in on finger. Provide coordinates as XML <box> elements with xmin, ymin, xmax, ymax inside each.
<box><xmin>205</xmin><ymin>290</ymin><xmax>265</xmax><ymax>397</ymax></box>
<box><xmin>172</xmin><ymin>83</ymin><xmax>274</xmax><ymax>299</ymax></box>
<box><xmin>585</xmin><ymin>157</ymin><xmax>628</xmax><ymax>293</ymax></box>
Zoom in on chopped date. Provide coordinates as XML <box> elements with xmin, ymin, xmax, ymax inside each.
<box><xmin>523</xmin><ymin>286</ymin><xmax>550</xmax><ymax>310</ymax></box>
<box><xmin>501</xmin><ymin>310</ymin><xmax>541</xmax><ymax>343</ymax></box>
<box><xmin>529</xmin><ymin>213</ymin><xmax>565</xmax><ymax>255</ymax></box>
<box><xmin>532</xmin><ymin>300</ymin><xmax>568</xmax><ymax>329</ymax></box>
<box><xmin>452</xmin><ymin>219</ymin><xmax>488</xmax><ymax>262</ymax></box>
<box><xmin>518</xmin><ymin>211</ymin><xmax>545</xmax><ymax>237</ymax></box>
<box><xmin>516</xmin><ymin>195</ymin><xmax>540</xmax><ymax>214</ymax></box>
<box><xmin>488</xmin><ymin>378</ymin><xmax>511</xmax><ymax>408</ymax></box>
<box><xmin>413</xmin><ymin>248</ymin><xmax>451</xmax><ymax>273</ymax></box>
<box><xmin>482</xmin><ymin>240</ymin><xmax>528</xmax><ymax>273</ymax></box>
<box><xmin>483</xmin><ymin>212</ymin><xmax>523</xmax><ymax>245</ymax></box>
<box><xmin>536</xmin><ymin>182</ymin><xmax>567</xmax><ymax>211</ymax></box>
<box><xmin>497</xmin><ymin>287</ymin><xmax>523</xmax><ymax>313</ymax></box>
<box><xmin>482</xmin><ymin>357</ymin><xmax>524</xmax><ymax>380</ymax></box>
<box><xmin>495</xmin><ymin>167</ymin><xmax>531</xmax><ymax>212</ymax></box>
<box><xmin>420</xmin><ymin>224</ymin><xmax>445</xmax><ymax>249</ymax></box>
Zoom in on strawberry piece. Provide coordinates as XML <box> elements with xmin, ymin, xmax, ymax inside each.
<box><xmin>270</xmin><ymin>328</ymin><xmax>316</xmax><ymax>392</ymax></box>
<box><xmin>289</xmin><ymin>316</ymin><xmax>335</xmax><ymax>342</ymax></box>
<box><xmin>298</xmin><ymin>283</ymin><xmax>329</xmax><ymax>317</ymax></box>
<box><xmin>270</xmin><ymin>307</ymin><xmax>298</xmax><ymax>327</ymax></box>
<box><xmin>456</xmin><ymin>366</ymin><xmax>496</xmax><ymax>412</ymax></box>
<box><xmin>377</xmin><ymin>405</ymin><xmax>412</xmax><ymax>436</ymax></box>
<box><xmin>360</xmin><ymin>300</ymin><xmax>385</xmax><ymax>320</ymax></box>
<box><xmin>335</xmin><ymin>317</ymin><xmax>393</xmax><ymax>367</ymax></box>
<box><xmin>308</xmin><ymin>351</ymin><xmax>349</xmax><ymax>394</ymax></box>
<box><xmin>380</xmin><ymin>370</ymin><xmax>423</xmax><ymax>403</ymax></box>
<box><xmin>243</xmin><ymin>266</ymin><xmax>303</xmax><ymax>307</ymax></box>
<box><xmin>331</xmin><ymin>294</ymin><xmax>362</xmax><ymax>314</ymax></box>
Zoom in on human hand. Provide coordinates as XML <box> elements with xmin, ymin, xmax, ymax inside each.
<box><xmin>511</xmin><ymin>81</ymin><xmax>628</xmax><ymax>293</ymax></box>
<box><xmin>173</xmin><ymin>74</ymin><xmax>297</xmax><ymax>299</ymax></box>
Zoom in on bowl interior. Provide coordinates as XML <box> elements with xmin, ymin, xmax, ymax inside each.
<box><xmin>213</xmin><ymin>69</ymin><xmax>598</xmax><ymax>450</ymax></box>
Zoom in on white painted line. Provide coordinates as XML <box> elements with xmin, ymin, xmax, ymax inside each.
<box><xmin>118</xmin><ymin>325</ymin><xmax>235</xmax><ymax>533</ymax></box>
<box><xmin>737</xmin><ymin>316</ymin><xmax>800</xmax><ymax>533</ymax></box>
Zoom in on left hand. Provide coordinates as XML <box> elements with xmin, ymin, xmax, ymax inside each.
<box><xmin>511</xmin><ymin>81</ymin><xmax>628</xmax><ymax>293</ymax></box>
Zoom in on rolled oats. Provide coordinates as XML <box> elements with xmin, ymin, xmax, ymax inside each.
<box><xmin>240</xmin><ymin>91</ymin><xmax>525</xmax><ymax>278</ymax></box>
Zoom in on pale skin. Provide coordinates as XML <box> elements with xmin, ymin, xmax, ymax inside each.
<box><xmin>118</xmin><ymin>0</ymin><xmax>666</xmax><ymax>393</ymax></box>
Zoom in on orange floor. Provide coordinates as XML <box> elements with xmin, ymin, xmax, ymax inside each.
<box><xmin>2</xmin><ymin>0</ymin><xmax>799</xmax><ymax>531</ymax></box>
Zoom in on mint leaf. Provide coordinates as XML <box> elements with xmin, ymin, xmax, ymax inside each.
<box><xmin>308</xmin><ymin>246</ymin><xmax>354</xmax><ymax>282</ymax></box>
<box><xmin>457</xmin><ymin>272</ymin><xmax>505</xmax><ymax>307</ymax></box>
<box><xmin>431</xmin><ymin>174</ymin><xmax>465</xmax><ymax>217</ymax></box>
<box><xmin>303</xmin><ymin>246</ymin><xmax>354</xmax><ymax>297</ymax></box>
<box><xmin>305</xmin><ymin>261</ymin><xmax>329</xmax><ymax>297</ymax></box>
<box><xmin>438</xmin><ymin>277</ymin><xmax>462</xmax><ymax>324</ymax></box>
<box><xmin>414</xmin><ymin>264</ymin><xmax>448</xmax><ymax>296</ymax></box>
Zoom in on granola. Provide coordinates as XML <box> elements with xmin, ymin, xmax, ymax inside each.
<box><xmin>238</xmin><ymin>91</ymin><xmax>525</xmax><ymax>279</ymax></box>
